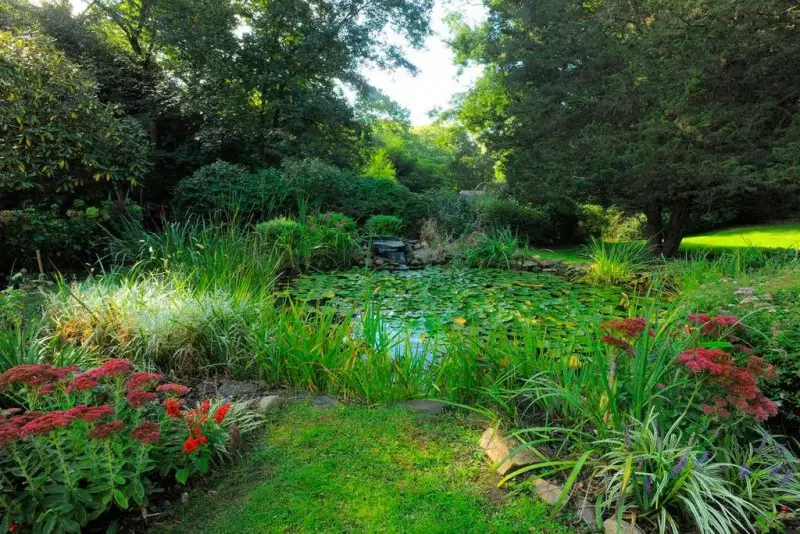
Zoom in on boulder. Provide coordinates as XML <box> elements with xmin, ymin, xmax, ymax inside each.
<box><xmin>575</xmin><ymin>495</ymin><xmax>597</xmax><ymax>527</ymax></box>
<box><xmin>255</xmin><ymin>395</ymin><xmax>284</xmax><ymax>415</ymax></box>
<box><xmin>217</xmin><ymin>379</ymin><xmax>266</xmax><ymax>398</ymax></box>
<box><xmin>532</xmin><ymin>479</ymin><xmax>562</xmax><ymax>506</ymax></box>
<box><xmin>478</xmin><ymin>427</ymin><xmax>537</xmax><ymax>476</ymax></box>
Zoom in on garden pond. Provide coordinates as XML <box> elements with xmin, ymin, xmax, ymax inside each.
<box><xmin>287</xmin><ymin>266</ymin><xmax>634</xmax><ymax>349</ymax></box>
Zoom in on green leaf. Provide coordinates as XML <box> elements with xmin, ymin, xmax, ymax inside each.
<box><xmin>176</xmin><ymin>467</ymin><xmax>190</xmax><ymax>485</ymax></box>
<box><xmin>113</xmin><ymin>489</ymin><xmax>129</xmax><ymax>509</ymax></box>
<box><xmin>42</xmin><ymin>514</ymin><xmax>57</xmax><ymax>534</ymax></box>
<box><xmin>551</xmin><ymin>450</ymin><xmax>593</xmax><ymax>516</ymax></box>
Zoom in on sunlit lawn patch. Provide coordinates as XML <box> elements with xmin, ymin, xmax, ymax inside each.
<box><xmin>160</xmin><ymin>402</ymin><xmax>574</xmax><ymax>534</ymax></box>
<box><xmin>681</xmin><ymin>223</ymin><xmax>800</xmax><ymax>251</ymax></box>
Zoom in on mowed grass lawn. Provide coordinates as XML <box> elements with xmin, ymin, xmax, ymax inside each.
<box><xmin>159</xmin><ymin>402</ymin><xmax>574</xmax><ymax>534</ymax></box>
<box><xmin>681</xmin><ymin>222</ymin><xmax>800</xmax><ymax>251</ymax></box>
<box><xmin>539</xmin><ymin>222</ymin><xmax>800</xmax><ymax>262</ymax></box>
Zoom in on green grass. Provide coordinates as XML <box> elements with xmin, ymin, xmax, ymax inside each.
<box><xmin>534</xmin><ymin>223</ymin><xmax>800</xmax><ymax>262</ymax></box>
<box><xmin>681</xmin><ymin>222</ymin><xmax>800</xmax><ymax>251</ymax></box>
<box><xmin>160</xmin><ymin>402</ymin><xmax>574</xmax><ymax>534</ymax></box>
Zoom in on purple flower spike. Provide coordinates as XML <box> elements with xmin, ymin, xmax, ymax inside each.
<box><xmin>671</xmin><ymin>452</ymin><xmax>689</xmax><ymax>479</ymax></box>
<box><xmin>739</xmin><ymin>464</ymin><xmax>752</xmax><ymax>481</ymax></box>
<box><xmin>780</xmin><ymin>471</ymin><xmax>794</xmax><ymax>488</ymax></box>
<box><xmin>644</xmin><ymin>475</ymin><xmax>653</xmax><ymax>495</ymax></box>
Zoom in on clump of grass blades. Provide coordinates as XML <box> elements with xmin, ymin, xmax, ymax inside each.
<box><xmin>665</xmin><ymin>246</ymin><xmax>799</xmax><ymax>292</ymax></box>
<box><xmin>583</xmin><ymin>238</ymin><xmax>651</xmax><ymax>285</ymax></box>
<box><xmin>487</xmin><ymin>306</ymin><xmax>800</xmax><ymax>534</ymax></box>
<box><xmin>457</xmin><ymin>228</ymin><xmax>525</xmax><ymax>269</ymax></box>
<box><xmin>106</xmin><ymin>215</ymin><xmax>280</xmax><ymax>299</ymax></box>
<box><xmin>45</xmin><ymin>274</ymin><xmax>259</xmax><ymax>375</ymax></box>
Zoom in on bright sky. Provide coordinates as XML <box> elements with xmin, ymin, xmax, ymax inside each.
<box><xmin>67</xmin><ymin>0</ymin><xmax>485</xmax><ymax>125</ymax></box>
<box><xmin>365</xmin><ymin>0</ymin><xmax>487</xmax><ymax>124</ymax></box>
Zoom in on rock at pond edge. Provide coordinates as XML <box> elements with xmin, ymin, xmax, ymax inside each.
<box><xmin>255</xmin><ymin>395</ymin><xmax>284</xmax><ymax>415</ymax></box>
<box><xmin>312</xmin><ymin>395</ymin><xmax>341</xmax><ymax>409</ymax></box>
<box><xmin>478</xmin><ymin>427</ymin><xmax>536</xmax><ymax>477</ymax></box>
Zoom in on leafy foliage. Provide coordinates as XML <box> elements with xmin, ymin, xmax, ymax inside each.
<box><xmin>363</xmin><ymin>215</ymin><xmax>404</xmax><ymax>237</ymax></box>
<box><xmin>0</xmin><ymin>361</ymin><xmax>257</xmax><ymax>533</ymax></box>
<box><xmin>172</xmin><ymin>161</ymin><xmax>286</xmax><ymax>219</ymax></box>
<box><xmin>0</xmin><ymin>31</ymin><xmax>150</xmax><ymax>197</ymax></box>
<box><xmin>0</xmin><ymin>30</ymin><xmax>150</xmax><ymax>269</ymax></box>
<box><xmin>363</xmin><ymin>120</ymin><xmax>495</xmax><ymax>192</ymax></box>
<box><xmin>452</xmin><ymin>0</ymin><xmax>800</xmax><ymax>254</ymax></box>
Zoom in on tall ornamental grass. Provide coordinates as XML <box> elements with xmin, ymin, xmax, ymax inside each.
<box><xmin>488</xmin><ymin>309</ymin><xmax>800</xmax><ymax>534</ymax></box>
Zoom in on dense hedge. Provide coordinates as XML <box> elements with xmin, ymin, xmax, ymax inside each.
<box><xmin>0</xmin><ymin>202</ymin><xmax>142</xmax><ymax>271</ymax></box>
<box><xmin>172</xmin><ymin>159</ymin><xmax>586</xmax><ymax>246</ymax></box>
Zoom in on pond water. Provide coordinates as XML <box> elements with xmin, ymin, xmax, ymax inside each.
<box><xmin>288</xmin><ymin>267</ymin><xmax>629</xmax><ymax>349</ymax></box>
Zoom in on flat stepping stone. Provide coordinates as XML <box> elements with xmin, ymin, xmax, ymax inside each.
<box><xmin>312</xmin><ymin>395</ymin><xmax>341</xmax><ymax>409</ymax></box>
<box><xmin>399</xmin><ymin>400</ymin><xmax>447</xmax><ymax>413</ymax></box>
<box><xmin>478</xmin><ymin>427</ymin><xmax>537</xmax><ymax>476</ymax></box>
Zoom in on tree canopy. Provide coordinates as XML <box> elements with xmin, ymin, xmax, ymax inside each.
<box><xmin>362</xmin><ymin>120</ymin><xmax>495</xmax><ymax>192</ymax></box>
<box><xmin>452</xmin><ymin>0</ymin><xmax>800</xmax><ymax>254</ymax></box>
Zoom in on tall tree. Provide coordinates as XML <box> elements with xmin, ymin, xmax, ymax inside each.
<box><xmin>453</xmin><ymin>0</ymin><xmax>800</xmax><ymax>254</ymax></box>
<box><xmin>178</xmin><ymin>0</ymin><xmax>434</xmax><ymax>167</ymax></box>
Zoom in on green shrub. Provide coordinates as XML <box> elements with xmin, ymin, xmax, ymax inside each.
<box><xmin>470</xmin><ymin>195</ymin><xmax>580</xmax><ymax>246</ymax></box>
<box><xmin>0</xmin><ymin>201</ymin><xmax>139</xmax><ymax>271</ymax></box>
<box><xmin>578</xmin><ymin>204</ymin><xmax>609</xmax><ymax>238</ymax></box>
<box><xmin>172</xmin><ymin>161</ymin><xmax>286</xmax><ymax>218</ymax></box>
<box><xmin>606</xmin><ymin>207</ymin><xmax>646</xmax><ymax>241</ymax></box>
<box><xmin>364</xmin><ymin>215</ymin><xmax>404</xmax><ymax>236</ymax></box>
<box><xmin>303</xmin><ymin>212</ymin><xmax>359</xmax><ymax>270</ymax></box>
<box><xmin>583</xmin><ymin>238</ymin><xmax>651</xmax><ymax>285</ymax></box>
<box><xmin>455</xmin><ymin>229</ymin><xmax>525</xmax><ymax>268</ymax></box>
<box><xmin>347</xmin><ymin>177</ymin><xmax>410</xmax><ymax>221</ymax></box>
<box><xmin>422</xmin><ymin>190</ymin><xmax>477</xmax><ymax>236</ymax></box>
<box><xmin>578</xmin><ymin>204</ymin><xmax>646</xmax><ymax>241</ymax></box>
<box><xmin>473</xmin><ymin>194</ymin><xmax>543</xmax><ymax>239</ymax></box>
<box><xmin>257</xmin><ymin>217</ymin><xmax>303</xmax><ymax>248</ymax></box>
<box><xmin>279</xmin><ymin>158</ymin><xmax>354</xmax><ymax>214</ymax></box>
<box><xmin>0</xmin><ymin>361</ymin><xmax>260</xmax><ymax>533</ymax></box>
<box><xmin>278</xmin><ymin>159</ymin><xmax>413</xmax><ymax>222</ymax></box>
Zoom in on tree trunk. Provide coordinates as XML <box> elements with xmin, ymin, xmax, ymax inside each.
<box><xmin>662</xmin><ymin>201</ymin><xmax>691</xmax><ymax>257</ymax></box>
<box><xmin>645</xmin><ymin>203</ymin><xmax>664</xmax><ymax>253</ymax></box>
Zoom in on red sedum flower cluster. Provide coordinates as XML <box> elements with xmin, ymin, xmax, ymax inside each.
<box><xmin>126</xmin><ymin>389</ymin><xmax>158</xmax><ymax>409</ymax></box>
<box><xmin>90</xmin><ymin>420</ymin><xmax>125</xmax><ymax>439</ymax></box>
<box><xmin>599</xmin><ymin>317</ymin><xmax>649</xmax><ymax>355</ymax></box>
<box><xmin>678</xmin><ymin>315</ymin><xmax>778</xmax><ymax>421</ymax></box>
<box><xmin>0</xmin><ymin>359</ymin><xmax>241</xmax><ymax>533</ymax></box>
<box><xmin>126</xmin><ymin>372</ymin><xmax>164</xmax><ymax>391</ymax></box>
<box><xmin>687</xmin><ymin>313</ymin><xmax>741</xmax><ymax>336</ymax></box>
<box><xmin>130</xmin><ymin>421</ymin><xmax>161</xmax><ymax>444</ymax></box>
<box><xmin>157</xmin><ymin>383</ymin><xmax>191</xmax><ymax>396</ymax></box>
